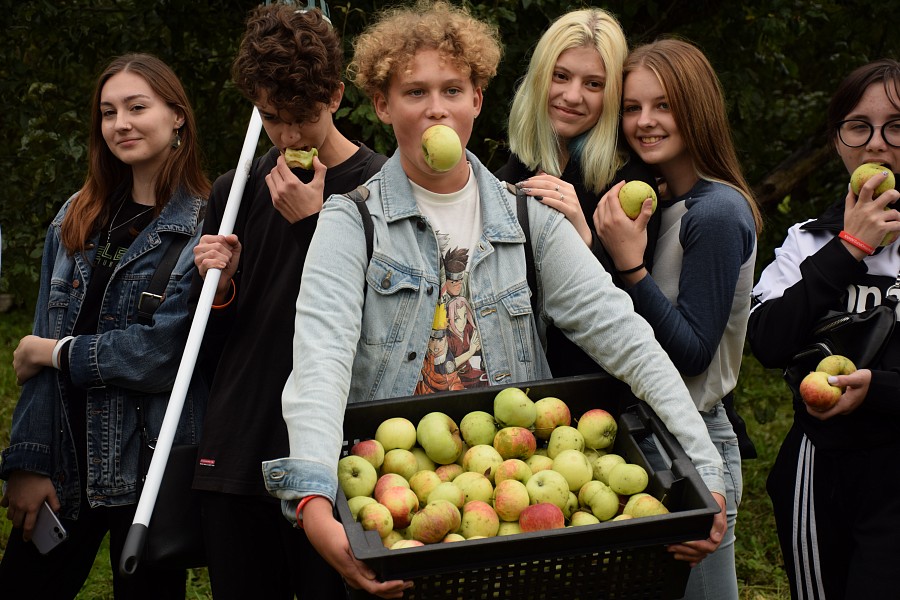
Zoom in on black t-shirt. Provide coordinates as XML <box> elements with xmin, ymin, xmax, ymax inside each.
<box><xmin>494</xmin><ymin>152</ymin><xmax>659</xmax><ymax>377</ymax></box>
<box><xmin>192</xmin><ymin>144</ymin><xmax>386</xmax><ymax>497</ymax></box>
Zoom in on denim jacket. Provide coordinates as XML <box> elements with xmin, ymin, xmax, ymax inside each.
<box><xmin>0</xmin><ymin>188</ymin><xmax>205</xmax><ymax>518</ymax></box>
<box><xmin>263</xmin><ymin>153</ymin><xmax>724</xmax><ymax>520</ymax></box>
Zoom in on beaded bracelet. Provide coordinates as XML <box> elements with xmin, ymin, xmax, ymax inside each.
<box><xmin>616</xmin><ymin>262</ymin><xmax>645</xmax><ymax>275</ymax></box>
<box><xmin>838</xmin><ymin>230</ymin><xmax>875</xmax><ymax>255</ymax></box>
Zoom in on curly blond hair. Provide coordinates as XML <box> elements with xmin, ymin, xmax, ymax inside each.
<box><xmin>348</xmin><ymin>0</ymin><xmax>502</xmax><ymax>98</ymax></box>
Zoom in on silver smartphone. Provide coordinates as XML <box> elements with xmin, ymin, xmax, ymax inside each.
<box><xmin>32</xmin><ymin>501</ymin><xmax>67</xmax><ymax>554</ymax></box>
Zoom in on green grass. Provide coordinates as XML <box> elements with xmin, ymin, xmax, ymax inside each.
<box><xmin>0</xmin><ymin>307</ymin><xmax>792</xmax><ymax>598</ymax></box>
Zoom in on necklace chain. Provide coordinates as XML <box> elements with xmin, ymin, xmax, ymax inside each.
<box><xmin>106</xmin><ymin>194</ymin><xmax>154</xmax><ymax>245</ymax></box>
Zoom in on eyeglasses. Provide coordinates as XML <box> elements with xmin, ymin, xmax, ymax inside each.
<box><xmin>837</xmin><ymin>119</ymin><xmax>900</xmax><ymax>148</ymax></box>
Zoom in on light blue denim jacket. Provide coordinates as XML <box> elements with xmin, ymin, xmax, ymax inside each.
<box><xmin>0</xmin><ymin>188</ymin><xmax>205</xmax><ymax>518</ymax></box>
<box><xmin>263</xmin><ymin>153</ymin><xmax>724</xmax><ymax>520</ymax></box>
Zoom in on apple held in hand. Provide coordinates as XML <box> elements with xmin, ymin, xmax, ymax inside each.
<box><xmin>284</xmin><ymin>147</ymin><xmax>318</xmax><ymax>170</ymax></box>
<box><xmin>799</xmin><ymin>370</ymin><xmax>842</xmax><ymax>412</ymax></box>
<box><xmin>618</xmin><ymin>180</ymin><xmax>658</xmax><ymax>220</ymax></box>
<box><xmin>421</xmin><ymin>124</ymin><xmax>463</xmax><ymax>173</ymax></box>
<box><xmin>849</xmin><ymin>163</ymin><xmax>899</xmax><ymax>245</ymax></box>
<box><xmin>816</xmin><ymin>355</ymin><xmax>856</xmax><ymax>378</ymax></box>
<box><xmin>337</xmin><ymin>455</ymin><xmax>378</xmax><ymax>499</ymax></box>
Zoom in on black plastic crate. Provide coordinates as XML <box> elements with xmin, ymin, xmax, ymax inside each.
<box><xmin>337</xmin><ymin>374</ymin><xmax>719</xmax><ymax>599</ymax></box>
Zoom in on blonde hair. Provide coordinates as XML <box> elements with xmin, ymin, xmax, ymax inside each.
<box><xmin>349</xmin><ymin>0</ymin><xmax>502</xmax><ymax>98</ymax></box>
<box><xmin>507</xmin><ymin>8</ymin><xmax>627</xmax><ymax>193</ymax></box>
<box><xmin>625</xmin><ymin>38</ymin><xmax>763</xmax><ymax>233</ymax></box>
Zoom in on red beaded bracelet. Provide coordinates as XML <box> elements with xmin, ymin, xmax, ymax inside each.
<box><xmin>838</xmin><ymin>230</ymin><xmax>875</xmax><ymax>255</ymax></box>
<box><xmin>295</xmin><ymin>495</ymin><xmax>326</xmax><ymax>529</ymax></box>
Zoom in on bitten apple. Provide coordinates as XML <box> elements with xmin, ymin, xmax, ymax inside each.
<box><xmin>849</xmin><ymin>163</ymin><xmax>899</xmax><ymax>245</ymax></box>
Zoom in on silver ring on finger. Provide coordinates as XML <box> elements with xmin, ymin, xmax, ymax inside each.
<box><xmin>560</xmin><ymin>193</ymin><xmax>565</xmax><ymax>201</ymax></box>
<box><xmin>555</xmin><ymin>184</ymin><xmax>560</xmax><ymax>192</ymax></box>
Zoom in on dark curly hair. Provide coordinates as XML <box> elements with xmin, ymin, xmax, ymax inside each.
<box><xmin>233</xmin><ymin>5</ymin><xmax>343</xmax><ymax>123</ymax></box>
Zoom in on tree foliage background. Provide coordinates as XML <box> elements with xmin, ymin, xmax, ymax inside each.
<box><xmin>1</xmin><ymin>0</ymin><xmax>897</xmax><ymax>301</ymax></box>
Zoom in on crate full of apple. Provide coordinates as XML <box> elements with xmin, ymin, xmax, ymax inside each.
<box><xmin>336</xmin><ymin>374</ymin><xmax>720</xmax><ymax>600</ymax></box>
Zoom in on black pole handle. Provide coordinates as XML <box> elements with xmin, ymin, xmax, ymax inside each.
<box><xmin>119</xmin><ymin>523</ymin><xmax>148</xmax><ymax>576</ymax></box>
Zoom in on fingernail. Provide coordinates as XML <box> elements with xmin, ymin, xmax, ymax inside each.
<box><xmin>534</xmin><ymin>196</ymin><xmax>543</xmax><ymax>201</ymax></box>
<box><xmin>522</xmin><ymin>187</ymin><xmax>531</xmax><ymax>194</ymax></box>
<box><xmin>828</xmin><ymin>376</ymin><xmax>838</xmax><ymax>385</ymax></box>
<box><xmin>515</xmin><ymin>181</ymin><xmax>525</xmax><ymax>188</ymax></box>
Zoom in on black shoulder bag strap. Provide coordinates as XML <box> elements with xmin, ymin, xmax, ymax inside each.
<box><xmin>507</xmin><ymin>182</ymin><xmax>538</xmax><ymax>317</ymax></box>
<box><xmin>136</xmin><ymin>234</ymin><xmax>192</xmax><ymax>326</ymax></box>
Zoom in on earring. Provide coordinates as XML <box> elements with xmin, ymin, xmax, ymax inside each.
<box><xmin>172</xmin><ymin>129</ymin><xmax>182</xmax><ymax>149</ymax></box>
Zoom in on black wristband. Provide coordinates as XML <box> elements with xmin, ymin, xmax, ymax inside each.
<box><xmin>616</xmin><ymin>263</ymin><xmax>644</xmax><ymax>275</ymax></box>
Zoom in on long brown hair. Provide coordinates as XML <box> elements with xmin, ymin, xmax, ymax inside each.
<box><xmin>61</xmin><ymin>53</ymin><xmax>210</xmax><ymax>253</ymax></box>
<box><xmin>625</xmin><ymin>39</ymin><xmax>763</xmax><ymax>233</ymax></box>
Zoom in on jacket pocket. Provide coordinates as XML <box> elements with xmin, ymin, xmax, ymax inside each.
<box><xmin>496</xmin><ymin>283</ymin><xmax>536</xmax><ymax>363</ymax></box>
<box><xmin>361</xmin><ymin>257</ymin><xmax>423</xmax><ymax>345</ymax></box>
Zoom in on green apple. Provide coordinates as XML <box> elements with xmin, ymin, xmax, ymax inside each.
<box><xmin>533</xmin><ymin>397</ymin><xmax>571</xmax><ymax>440</ymax></box>
<box><xmin>607</xmin><ymin>463</ymin><xmax>649</xmax><ymax>496</ymax></box>
<box><xmin>421</xmin><ymin>124</ymin><xmax>463</xmax><ymax>172</ymax></box>
<box><xmin>411</xmin><ymin>447</ymin><xmax>437</xmax><ymax>473</ymax></box>
<box><xmin>416</xmin><ymin>412</ymin><xmax>464</xmax><ymax>465</ymax></box>
<box><xmin>435</xmin><ymin>463</ymin><xmax>464</xmax><ymax>482</ymax></box>
<box><xmin>409</xmin><ymin>469</ymin><xmax>442</xmax><ymax>504</ymax></box>
<box><xmin>547</xmin><ymin>425</ymin><xmax>584</xmax><ymax>458</ymax></box>
<box><xmin>427</xmin><ymin>481</ymin><xmax>466</xmax><ymax>509</ymax></box>
<box><xmin>816</xmin><ymin>355</ymin><xmax>856</xmax><ymax>377</ymax></box>
<box><xmin>459</xmin><ymin>500</ymin><xmax>500</xmax><ymax>538</ymax></box>
<box><xmin>626</xmin><ymin>494</ymin><xmax>669</xmax><ymax>518</ymax></box>
<box><xmin>494</xmin><ymin>458</ymin><xmax>532</xmax><ymax>486</ymax></box>
<box><xmin>382</xmin><ymin>448</ymin><xmax>420</xmax><ymax>481</ymax></box>
<box><xmin>578</xmin><ymin>480</ymin><xmax>619</xmax><ymax>521</ymax></box>
<box><xmin>525</xmin><ymin>469</ymin><xmax>570</xmax><ymax>510</ymax></box>
<box><xmin>622</xmin><ymin>492</ymin><xmax>652</xmax><ymax>516</ymax></box>
<box><xmin>497</xmin><ymin>521</ymin><xmax>523</xmax><ymax>536</ymax></box>
<box><xmin>850</xmin><ymin>162</ymin><xmax>896</xmax><ymax>196</ymax></box>
<box><xmin>493</xmin><ymin>426</ymin><xmax>537</xmax><ymax>460</ymax></box>
<box><xmin>348</xmin><ymin>495</ymin><xmax>377</xmax><ymax>521</ymax></box>
<box><xmin>337</xmin><ymin>455</ymin><xmax>378</xmax><ymax>499</ymax></box>
<box><xmin>442</xmin><ymin>533</ymin><xmax>466</xmax><ymax>542</ymax></box>
<box><xmin>577</xmin><ymin>408</ymin><xmax>617</xmax><ymax>450</ymax></box>
<box><xmin>375</xmin><ymin>417</ymin><xmax>417</xmax><ymax>451</ymax></box>
<box><xmin>492</xmin><ymin>479</ymin><xmax>531</xmax><ymax>522</ymax></box>
<box><xmin>493</xmin><ymin>387</ymin><xmax>537</xmax><ymax>428</ymax></box>
<box><xmin>358</xmin><ymin>502</ymin><xmax>393</xmax><ymax>538</ymax></box>
<box><xmin>563</xmin><ymin>491</ymin><xmax>579</xmax><ymax>520</ymax></box>
<box><xmin>284</xmin><ymin>147</ymin><xmax>318</xmax><ymax>170</ymax></box>
<box><xmin>453</xmin><ymin>471</ymin><xmax>494</xmax><ymax>504</ymax></box>
<box><xmin>618</xmin><ymin>180</ymin><xmax>658</xmax><ymax>219</ymax></box>
<box><xmin>462</xmin><ymin>444</ymin><xmax>504</xmax><ymax>483</ymax></box>
<box><xmin>460</xmin><ymin>410</ymin><xmax>499</xmax><ymax>447</ymax></box>
<box><xmin>519</xmin><ymin>502</ymin><xmax>565</xmax><ymax>532</ymax></box>
<box><xmin>381</xmin><ymin>529</ymin><xmax>405</xmax><ymax>548</ymax></box>
<box><xmin>592</xmin><ymin>453</ymin><xmax>626</xmax><ymax>485</ymax></box>
<box><xmin>525</xmin><ymin>453</ymin><xmax>554</xmax><ymax>474</ymax></box>
<box><xmin>570</xmin><ymin>510</ymin><xmax>600</xmax><ymax>527</ymax></box>
<box><xmin>551</xmin><ymin>449</ymin><xmax>593</xmax><ymax>492</ymax></box>
<box><xmin>408</xmin><ymin>501</ymin><xmax>458</xmax><ymax>544</ymax></box>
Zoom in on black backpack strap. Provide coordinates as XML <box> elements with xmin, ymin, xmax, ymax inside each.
<box><xmin>137</xmin><ymin>234</ymin><xmax>192</xmax><ymax>325</ymax></box>
<box><xmin>507</xmin><ymin>182</ymin><xmax>538</xmax><ymax>317</ymax></box>
<box><xmin>347</xmin><ymin>185</ymin><xmax>373</xmax><ymax>263</ymax></box>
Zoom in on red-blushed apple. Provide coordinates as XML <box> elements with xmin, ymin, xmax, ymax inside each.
<box><xmin>622</xmin><ymin>492</ymin><xmax>652</xmax><ymax>516</ymax></box>
<box><xmin>493</xmin><ymin>387</ymin><xmax>537</xmax><ymax>428</ymax></box>
<box><xmin>497</xmin><ymin>521</ymin><xmax>522</xmax><ymax>536</ymax></box>
<box><xmin>338</xmin><ymin>454</ymin><xmax>379</xmax><ymax>499</ymax></box>
<box><xmin>577</xmin><ymin>409</ymin><xmax>618</xmax><ymax>450</ymax></box>
<box><xmin>382</xmin><ymin>448</ymin><xmax>420</xmax><ymax>481</ymax></box>
<box><xmin>358</xmin><ymin>502</ymin><xmax>393</xmax><ymax>538</ymax></box>
<box><xmin>462</xmin><ymin>444</ymin><xmax>504</xmax><ymax>483</ymax></box>
<box><xmin>453</xmin><ymin>471</ymin><xmax>494</xmax><ymax>504</ymax></box>
<box><xmin>607</xmin><ymin>463</ymin><xmax>649</xmax><ymax>496</ymax></box>
<box><xmin>459</xmin><ymin>410</ymin><xmax>498</xmax><ymax>447</ymax></box>
<box><xmin>525</xmin><ymin>469</ymin><xmax>570</xmax><ymax>510</ymax></box>
<box><xmin>390</xmin><ymin>539</ymin><xmax>425</xmax><ymax>550</ymax></box>
<box><xmin>525</xmin><ymin>453</ymin><xmax>554</xmax><ymax>474</ymax></box>
<box><xmin>381</xmin><ymin>529</ymin><xmax>405</xmax><ymax>548</ymax></box>
<box><xmin>427</xmin><ymin>481</ymin><xmax>466</xmax><ymax>509</ymax></box>
<box><xmin>494</xmin><ymin>459</ymin><xmax>532</xmax><ymax>486</ymax></box>
<box><xmin>626</xmin><ymin>494</ymin><xmax>669</xmax><ymax>518</ymax></box>
<box><xmin>570</xmin><ymin>510</ymin><xmax>600</xmax><ymax>527</ymax></box>
<box><xmin>592</xmin><ymin>453</ymin><xmax>626</xmax><ymax>485</ymax></box>
<box><xmin>408</xmin><ymin>501</ymin><xmax>459</xmax><ymax>544</ymax></box>
<box><xmin>459</xmin><ymin>500</ymin><xmax>500</xmax><ymax>538</ymax></box>
<box><xmin>409</xmin><ymin>470</ymin><xmax>442</xmax><ymax>504</ymax></box>
<box><xmin>374</xmin><ymin>473</ymin><xmax>410</xmax><ymax>503</ymax></box>
<box><xmin>442</xmin><ymin>533</ymin><xmax>466</xmax><ymax>542</ymax></box>
<box><xmin>551</xmin><ymin>448</ymin><xmax>593</xmax><ymax>492</ymax></box>
<box><xmin>533</xmin><ymin>397</ymin><xmax>571</xmax><ymax>440</ymax></box>
<box><xmin>799</xmin><ymin>371</ymin><xmax>842</xmax><ymax>412</ymax></box>
<box><xmin>492</xmin><ymin>479</ymin><xmax>530</xmax><ymax>522</ymax></box>
<box><xmin>519</xmin><ymin>502</ymin><xmax>565</xmax><ymax>532</ymax></box>
<box><xmin>348</xmin><ymin>495</ymin><xmax>378</xmax><ymax>521</ymax></box>
<box><xmin>493</xmin><ymin>426</ymin><xmax>537</xmax><ymax>460</ymax></box>
<box><xmin>816</xmin><ymin>355</ymin><xmax>856</xmax><ymax>378</ymax></box>
<box><xmin>416</xmin><ymin>412</ymin><xmax>464</xmax><ymax>465</ymax></box>
<box><xmin>379</xmin><ymin>486</ymin><xmax>419</xmax><ymax>529</ymax></box>
<box><xmin>547</xmin><ymin>425</ymin><xmax>585</xmax><ymax>458</ymax></box>
<box><xmin>428</xmin><ymin>499</ymin><xmax>462</xmax><ymax>532</ymax></box>
<box><xmin>350</xmin><ymin>439</ymin><xmax>385</xmax><ymax>470</ymax></box>
<box><xmin>375</xmin><ymin>417</ymin><xmax>417</xmax><ymax>451</ymax></box>
<box><xmin>435</xmin><ymin>463</ymin><xmax>464</xmax><ymax>482</ymax></box>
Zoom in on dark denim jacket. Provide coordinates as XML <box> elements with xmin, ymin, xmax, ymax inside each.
<box><xmin>0</xmin><ymin>188</ymin><xmax>205</xmax><ymax>518</ymax></box>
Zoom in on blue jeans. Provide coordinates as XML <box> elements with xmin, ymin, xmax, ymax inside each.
<box><xmin>641</xmin><ymin>402</ymin><xmax>742</xmax><ymax>600</ymax></box>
